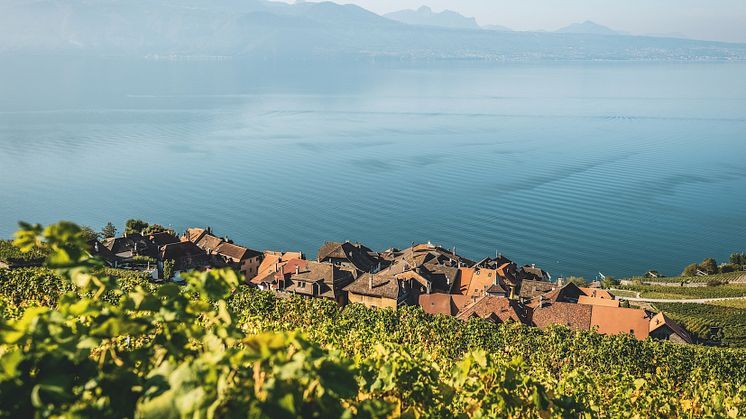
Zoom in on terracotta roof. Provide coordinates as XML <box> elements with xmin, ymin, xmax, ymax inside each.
<box><xmin>252</xmin><ymin>251</ymin><xmax>304</xmax><ymax>282</ymax></box>
<box><xmin>343</xmin><ymin>258</ymin><xmax>411</xmax><ymax>300</ymax></box>
<box><xmin>590</xmin><ymin>306</ymin><xmax>651</xmax><ymax>339</ymax></box>
<box><xmin>196</xmin><ymin>234</ymin><xmax>224</xmax><ymax>252</ymax></box>
<box><xmin>577</xmin><ymin>295</ymin><xmax>620</xmax><ymax>307</ymax></box>
<box><xmin>456</xmin><ymin>296</ymin><xmax>530</xmax><ymax>324</ymax></box>
<box><xmin>519</xmin><ymin>279</ymin><xmax>557</xmax><ymax>299</ymax></box>
<box><xmin>579</xmin><ymin>287</ymin><xmax>615</xmax><ymax>300</ymax></box>
<box><xmin>649</xmin><ymin>312</ymin><xmax>693</xmax><ymax>343</ymax></box>
<box><xmin>183</xmin><ymin>228</ymin><xmax>206</xmax><ymax>243</ymax></box>
<box><xmin>418</xmin><ymin>293</ymin><xmax>471</xmax><ymax>316</ymax></box>
<box><xmin>530</xmin><ymin>301</ymin><xmax>593</xmax><ymax>331</ymax></box>
<box><xmin>455</xmin><ymin>267</ymin><xmax>500</xmax><ymax>297</ymax></box>
<box><xmin>215</xmin><ymin>242</ymin><xmax>261</xmax><ymax>261</ymax></box>
<box><xmin>386</xmin><ymin>243</ymin><xmax>475</xmax><ymax>269</ymax></box>
<box><xmin>316</xmin><ymin>241</ymin><xmax>380</xmax><ymax>273</ymax></box>
<box><xmin>496</xmin><ymin>262</ymin><xmax>518</xmax><ymax>286</ymax></box>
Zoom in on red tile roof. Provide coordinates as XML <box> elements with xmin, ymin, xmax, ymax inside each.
<box><xmin>456</xmin><ymin>296</ymin><xmax>530</xmax><ymax>324</ymax></box>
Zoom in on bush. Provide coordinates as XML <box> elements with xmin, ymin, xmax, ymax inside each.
<box><xmin>682</xmin><ymin>263</ymin><xmax>699</xmax><ymax>277</ymax></box>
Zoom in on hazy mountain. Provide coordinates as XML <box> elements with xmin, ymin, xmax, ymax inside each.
<box><xmin>384</xmin><ymin>6</ymin><xmax>480</xmax><ymax>30</ymax></box>
<box><xmin>483</xmin><ymin>24</ymin><xmax>512</xmax><ymax>32</ymax></box>
<box><xmin>0</xmin><ymin>0</ymin><xmax>744</xmax><ymax>61</ymax></box>
<box><xmin>643</xmin><ymin>32</ymin><xmax>690</xmax><ymax>40</ymax></box>
<box><xmin>555</xmin><ymin>21</ymin><xmax>623</xmax><ymax>36</ymax></box>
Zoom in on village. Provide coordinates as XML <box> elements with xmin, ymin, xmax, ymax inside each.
<box><xmin>89</xmin><ymin>224</ymin><xmax>693</xmax><ymax>345</ymax></box>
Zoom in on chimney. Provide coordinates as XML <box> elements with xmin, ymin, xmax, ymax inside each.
<box><xmin>295</xmin><ymin>265</ymin><xmax>300</xmax><ymax>275</ymax></box>
<box><xmin>426</xmin><ymin>281</ymin><xmax>432</xmax><ymax>294</ymax></box>
<box><xmin>368</xmin><ymin>275</ymin><xmax>372</xmax><ymax>289</ymax></box>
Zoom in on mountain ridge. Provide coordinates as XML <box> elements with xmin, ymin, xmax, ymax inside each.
<box><xmin>1</xmin><ymin>1</ymin><xmax>744</xmax><ymax>61</ymax></box>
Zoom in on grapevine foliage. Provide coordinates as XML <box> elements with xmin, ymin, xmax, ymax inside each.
<box><xmin>0</xmin><ymin>222</ymin><xmax>744</xmax><ymax>418</ymax></box>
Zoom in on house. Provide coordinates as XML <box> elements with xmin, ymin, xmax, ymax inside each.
<box><xmin>518</xmin><ymin>264</ymin><xmax>551</xmax><ymax>281</ymax></box>
<box><xmin>455</xmin><ymin>296</ymin><xmax>530</xmax><ymax>324</ymax></box>
<box><xmin>453</xmin><ymin>266</ymin><xmax>509</xmax><ymax>301</ymax></box>
<box><xmin>530</xmin><ymin>301</ymin><xmax>593</xmax><ymax>331</ymax></box>
<box><xmin>590</xmin><ymin>306</ymin><xmax>652</xmax><ymax>339</ymax></box>
<box><xmin>88</xmin><ymin>239</ymin><xmax>119</xmax><ymax>266</ymax></box>
<box><xmin>380</xmin><ymin>242</ymin><xmax>476</xmax><ymax>268</ymax></box>
<box><xmin>649</xmin><ymin>312</ymin><xmax>693</xmax><ymax>344</ymax></box>
<box><xmin>182</xmin><ymin>227</ymin><xmax>263</xmax><ymax>279</ymax></box>
<box><xmin>160</xmin><ymin>241</ymin><xmax>211</xmax><ymax>272</ymax></box>
<box><xmin>102</xmin><ymin>234</ymin><xmax>157</xmax><ymax>260</ymax></box>
<box><xmin>527</xmin><ymin>287</ymin><xmax>691</xmax><ymax>343</ymax></box>
<box><xmin>316</xmin><ymin>241</ymin><xmax>384</xmax><ymax>277</ymax></box>
<box><xmin>284</xmin><ymin>261</ymin><xmax>355</xmax><ymax>305</ymax></box>
<box><xmin>418</xmin><ymin>293</ymin><xmax>471</xmax><ymax>316</ymax></box>
<box><xmin>579</xmin><ymin>287</ymin><xmax>615</xmax><ymax>300</ymax></box>
<box><xmin>214</xmin><ymin>242</ymin><xmax>263</xmax><ymax>279</ymax></box>
<box><xmin>250</xmin><ymin>250</ymin><xmax>304</xmax><ymax>284</ymax></box>
<box><xmin>343</xmin><ymin>259</ymin><xmax>423</xmax><ymax>309</ymax></box>
<box><xmin>529</xmin><ymin>283</ymin><xmax>620</xmax><ymax>308</ymax></box>
<box><xmin>147</xmin><ymin>232</ymin><xmax>180</xmax><ymax>248</ymax></box>
<box><xmin>577</xmin><ymin>295</ymin><xmax>620</xmax><ymax>308</ymax></box>
<box><xmin>518</xmin><ymin>279</ymin><xmax>557</xmax><ymax>300</ymax></box>
<box><xmin>252</xmin><ymin>258</ymin><xmax>307</xmax><ymax>291</ymax></box>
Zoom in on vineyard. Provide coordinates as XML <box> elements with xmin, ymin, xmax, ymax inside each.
<box><xmin>619</xmin><ymin>283</ymin><xmax>746</xmax><ymax>300</ymax></box>
<box><xmin>654</xmin><ymin>302</ymin><xmax>746</xmax><ymax>348</ymax></box>
<box><xmin>0</xmin><ymin>222</ymin><xmax>745</xmax><ymax>417</ymax></box>
<box><xmin>629</xmin><ymin>271</ymin><xmax>746</xmax><ymax>284</ymax></box>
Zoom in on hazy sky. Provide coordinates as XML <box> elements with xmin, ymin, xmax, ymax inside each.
<box><xmin>317</xmin><ymin>0</ymin><xmax>746</xmax><ymax>43</ymax></box>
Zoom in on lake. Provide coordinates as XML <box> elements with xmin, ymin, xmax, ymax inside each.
<box><xmin>1</xmin><ymin>57</ymin><xmax>744</xmax><ymax>279</ymax></box>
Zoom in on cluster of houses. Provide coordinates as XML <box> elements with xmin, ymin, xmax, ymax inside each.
<box><xmin>90</xmin><ymin>228</ymin><xmax>692</xmax><ymax>344</ymax></box>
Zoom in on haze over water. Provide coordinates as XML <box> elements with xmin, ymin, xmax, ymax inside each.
<box><xmin>1</xmin><ymin>57</ymin><xmax>745</xmax><ymax>278</ymax></box>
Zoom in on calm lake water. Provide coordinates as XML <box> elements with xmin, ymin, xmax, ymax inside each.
<box><xmin>1</xmin><ymin>57</ymin><xmax>745</xmax><ymax>278</ymax></box>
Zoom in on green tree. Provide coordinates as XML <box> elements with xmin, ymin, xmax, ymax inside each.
<box><xmin>79</xmin><ymin>225</ymin><xmax>100</xmax><ymax>242</ymax></box>
<box><xmin>729</xmin><ymin>252</ymin><xmax>745</xmax><ymax>267</ymax></box>
<box><xmin>700</xmin><ymin>258</ymin><xmax>718</xmax><ymax>275</ymax></box>
<box><xmin>124</xmin><ymin>219</ymin><xmax>149</xmax><ymax>235</ymax></box>
<box><xmin>601</xmin><ymin>276</ymin><xmax>619</xmax><ymax>289</ymax></box>
<box><xmin>142</xmin><ymin>224</ymin><xmax>174</xmax><ymax>236</ymax></box>
<box><xmin>101</xmin><ymin>222</ymin><xmax>117</xmax><ymax>239</ymax></box>
<box><xmin>682</xmin><ymin>263</ymin><xmax>698</xmax><ymax>277</ymax></box>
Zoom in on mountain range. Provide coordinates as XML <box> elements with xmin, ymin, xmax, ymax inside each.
<box><xmin>554</xmin><ymin>20</ymin><xmax>624</xmax><ymax>36</ymax></box>
<box><xmin>384</xmin><ymin>6</ymin><xmax>481</xmax><ymax>30</ymax></box>
<box><xmin>1</xmin><ymin>0</ymin><xmax>743</xmax><ymax>61</ymax></box>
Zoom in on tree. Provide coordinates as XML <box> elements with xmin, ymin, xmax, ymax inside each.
<box><xmin>729</xmin><ymin>252</ymin><xmax>746</xmax><ymax>267</ymax></box>
<box><xmin>682</xmin><ymin>263</ymin><xmax>698</xmax><ymax>277</ymax></box>
<box><xmin>142</xmin><ymin>224</ymin><xmax>174</xmax><ymax>236</ymax></box>
<box><xmin>700</xmin><ymin>258</ymin><xmax>718</xmax><ymax>275</ymax></box>
<box><xmin>601</xmin><ymin>276</ymin><xmax>619</xmax><ymax>289</ymax></box>
<box><xmin>125</xmin><ymin>219</ymin><xmax>149</xmax><ymax>235</ymax></box>
<box><xmin>101</xmin><ymin>222</ymin><xmax>117</xmax><ymax>239</ymax></box>
<box><xmin>79</xmin><ymin>225</ymin><xmax>101</xmax><ymax>242</ymax></box>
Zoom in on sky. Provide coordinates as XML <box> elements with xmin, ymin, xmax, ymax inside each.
<box><xmin>316</xmin><ymin>0</ymin><xmax>746</xmax><ymax>43</ymax></box>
